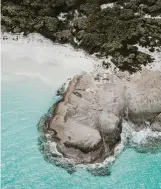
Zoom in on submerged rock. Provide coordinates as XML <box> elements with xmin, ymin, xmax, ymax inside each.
<box><xmin>87</xmin><ymin>165</ymin><xmax>111</xmax><ymax>176</ymax></box>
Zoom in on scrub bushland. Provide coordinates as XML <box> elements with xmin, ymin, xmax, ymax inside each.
<box><xmin>2</xmin><ymin>0</ymin><xmax>161</xmax><ymax>72</ymax></box>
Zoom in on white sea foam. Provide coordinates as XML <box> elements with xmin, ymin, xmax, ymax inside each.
<box><xmin>121</xmin><ymin>120</ymin><xmax>161</xmax><ymax>147</ymax></box>
<box><xmin>49</xmin><ymin>141</ymin><xmax>63</xmax><ymax>157</ymax></box>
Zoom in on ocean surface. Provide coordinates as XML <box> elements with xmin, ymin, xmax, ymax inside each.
<box><xmin>1</xmin><ymin>33</ymin><xmax>161</xmax><ymax>189</ymax></box>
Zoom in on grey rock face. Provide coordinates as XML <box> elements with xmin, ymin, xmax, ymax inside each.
<box><xmin>49</xmin><ymin>73</ymin><xmax>125</xmax><ymax>164</ymax></box>
<box><xmin>127</xmin><ymin>69</ymin><xmax>161</xmax><ymax>123</ymax></box>
<box><xmin>99</xmin><ymin>113</ymin><xmax>121</xmax><ymax>142</ymax></box>
<box><xmin>47</xmin><ymin>69</ymin><xmax>161</xmax><ymax>164</ymax></box>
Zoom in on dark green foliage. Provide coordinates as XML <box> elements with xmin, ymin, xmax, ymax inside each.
<box><xmin>1</xmin><ymin>0</ymin><xmax>161</xmax><ymax>72</ymax></box>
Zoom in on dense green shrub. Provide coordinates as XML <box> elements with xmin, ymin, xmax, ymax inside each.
<box><xmin>1</xmin><ymin>0</ymin><xmax>161</xmax><ymax>72</ymax></box>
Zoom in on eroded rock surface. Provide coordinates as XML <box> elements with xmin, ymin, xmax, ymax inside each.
<box><xmin>49</xmin><ymin>73</ymin><xmax>124</xmax><ymax>164</ymax></box>
<box><xmin>127</xmin><ymin>69</ymin><xmax>161</xmax><ymax>123</ymax></box>
<box><xmin>42</xmin><ymin>69</ymin><xmax>161</xmax><ymax>165</ymax></box>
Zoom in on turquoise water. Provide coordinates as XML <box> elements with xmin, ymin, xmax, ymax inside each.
<box><xmin>2</xmin><ymin>76</ymin><xmax>161</xmax><ymax>189</ymax></box>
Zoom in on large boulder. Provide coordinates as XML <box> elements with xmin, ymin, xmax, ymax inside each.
<box><xmin>126</xmin><ymin>69</ymin><xmax>161</xmax><ymax>123</ymax></box>
<box><xmin>45</xmin><ymin>69</ymin><xmax>161</xmax><ymax>165</ymax></box>
<box><xmin>49</xmin><ymin>72</ymin><xmax>124</xmax><ymax>164</ymax></box>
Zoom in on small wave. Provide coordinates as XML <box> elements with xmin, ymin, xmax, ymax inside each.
<box><xmin>14</xmin><ymin>72</ymin><xmax>53</xmax><ymax>86</ymax></box>
<box><xmin>121</xmin><ymin>120</ymin><xmax>161</xmax><ymax>152</ymax></box>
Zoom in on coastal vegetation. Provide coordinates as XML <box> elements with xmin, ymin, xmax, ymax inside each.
<box><xmin>2</xmin><ymin>0</ymin><xmax>161</xmax><ymax>71</ymax></box>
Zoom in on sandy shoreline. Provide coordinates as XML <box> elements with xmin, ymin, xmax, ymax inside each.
<box><xmin>1</xmin><ymin>32</ymin><xmax>97</xmax><ymax>89</ymax></box>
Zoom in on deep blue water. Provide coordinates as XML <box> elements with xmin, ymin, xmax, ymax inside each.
<box><xmin>2</xmin><ymin>76</ymin><xmax>161</xmax><ymax>189</ymax></box>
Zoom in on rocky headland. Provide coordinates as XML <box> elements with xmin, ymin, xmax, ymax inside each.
<box><xmin>38</xmin><ymin>68</ymin><xmax>161</xmax><ymax>174</ymax></box>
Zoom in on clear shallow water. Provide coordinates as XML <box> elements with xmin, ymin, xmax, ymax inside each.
<box><xmin>1</xmin><ymin>34</ymin><xmax>161</xmax><ymax>189</ymax></box>
<box><xmin>2</xmin><ymin>75</ymin><xmax>161</xmax><ymax>189</ymax></box>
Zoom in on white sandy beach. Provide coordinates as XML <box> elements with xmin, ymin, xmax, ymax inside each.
<box><xmin>1</xmin><ymin>33</ymin><xmax>97</xmax><ymax>90</ymax></box>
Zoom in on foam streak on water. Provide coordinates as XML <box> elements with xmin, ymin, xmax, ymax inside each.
<box><xmin>1</xmin><ymin>33</ymin><xmax>161</xmax><ymax>189</ymax></box>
